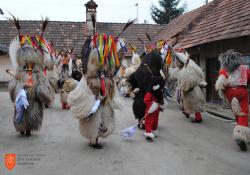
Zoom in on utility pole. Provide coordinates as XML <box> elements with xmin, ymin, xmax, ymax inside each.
<box><xmin>135</xmin><ymin>3</ymin><xmax>138</xmax><ymax>23</ymax></box>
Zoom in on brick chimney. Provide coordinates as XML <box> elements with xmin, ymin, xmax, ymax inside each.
<box><xmin>85</xmin><ymin>0</ymin><xmax>98</xmax><ymax>36</ymax></box>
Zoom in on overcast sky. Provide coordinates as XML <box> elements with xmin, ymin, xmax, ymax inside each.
<box><xmin>0</xmin><ymin>0</ymin><xmax>212</xmax><ymax>23</ymax></box>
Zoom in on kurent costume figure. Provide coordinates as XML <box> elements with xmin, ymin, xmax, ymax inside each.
<box><xmin>69</xmin><ymin>33</ymin><xmax>125</xmax><ymax>149</ymax></box>
<box><xmin>216</xmin><ymin>50</ymin><xmax>250</xmax><ymax>151</ymax></box>
<box><xmin>60</xmin><ymin>51</ymin><xmax>72</xmax><ymax>79</ymax></box>
<box><xmin>7</xmin><ymin>17</ymin><xmax>52</xmax><ymax>136</ymax></box>
<box><xmin>119</xmin><ymin>53</ymin><xmax>141</xmax><ymax>97</ymax></box>
<box><xmin>171</xmin><ymin>52</ymin><xmax>207</xmax><ymax>123</ymax></box>
<box><xmin>58</xmin><ymin>77</ymin><xmax>78</xmax><ymax>110</ymax></box>
<box><xmin>127</xmin><ymin>51</ymin><xmax>165</xmax><ymax>129</ymax></box>
<box><xmin>56</xmin><ymin>49</ymin><xmax>78</xmax><ymax>110</ymax></box>
<box><xmin>43</xmin><ymin>43</ymin><xmax>59</xmax><ymax>108</ymax></box>
<box><xmin>71</xmin><ymin>58</ymin><xmax>83</xmax><ymax>81</ymax></box>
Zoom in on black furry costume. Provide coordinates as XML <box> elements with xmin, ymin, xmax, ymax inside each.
<box><xmin>146</xmin><ymin>75</ymin><xmax>165</xmax><ymax>104</ymax></box>
<box><xmin>127</xmin><ymin>51</ymin><xmax>164</xmax><ymax>121</ymax></box>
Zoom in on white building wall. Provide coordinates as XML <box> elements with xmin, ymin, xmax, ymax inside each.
<box><xmin>0</xmin><ymin>55</ymin><xmax>14</xmax><ymax>82</ymax></box>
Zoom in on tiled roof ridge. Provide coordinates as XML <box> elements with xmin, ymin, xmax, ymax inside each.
<box><xmin>177</xmin><ymin>0</ymin><xmax>221</xmax><ymax>40</ymax></box>
<box><xmin>0</xmin><ymin>19</ymin><xmax>84</xmax><ymax>23</ymax></box>
<box><xmin>97</xmin><ymin>21</ymin><xmax>160</xmax><ymax>26</ymax></box>
<box><xmin>0</xmin><ymin>19</ymin><xmax>161</xmax><ymax>26</ymax></box>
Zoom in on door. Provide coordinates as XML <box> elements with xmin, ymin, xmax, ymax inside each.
<box><xmin>206</xmin><ymin>58</ymin><xmax>222</xmax><ymax>104</ymax></box>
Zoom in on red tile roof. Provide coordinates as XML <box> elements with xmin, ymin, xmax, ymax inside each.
<box><xmin>153</xmin><ymin>3</ymin><xmax>211</xmax><ymax>42</ymax></box>
<box><xmin>178</xmin><ymin>0</ymin><xmax>250</xmax><ymax>48</ymax></box>
<box><xmin>0</xmin><ymin>20</ymin><xmax>162</xmax><ymax>56</ymax></box>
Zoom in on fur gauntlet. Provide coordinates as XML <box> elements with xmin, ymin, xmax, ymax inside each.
<box><xmin>215</xmin><ymin>74</ymin><xmax>228</xmax><ymax>91</ymax></box>
<box><xmin>153</xmin><ymin>84</ymin><xmax>160</xmax><ymax>90</ymax></box>
<box><xmin>199</xmin><ymin>80</ymin><xmax>208</xmax><ymax>88</ymax></box>
<box><xmin>133</xmin><ymin>88</ymin><xmax>140</xmax><ymax>93</ymax></box>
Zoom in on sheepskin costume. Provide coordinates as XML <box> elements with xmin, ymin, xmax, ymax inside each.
<box><xmin>171</xmin><ymin>52</ymin><xmax>206</xmax><ymax>122</ymax></box>
<box><xmin>8</xmin><ymin>22</ymin><xmax>52</xmax><ymax>136</ymax></box>
<box><xmin>58</xmin><ymin>77</ymin><xmax>78</xmax><ymax>109</ymax></box>
<box><xmin>120</xmin><ymin>53</ymin><xmax>141</xmax><ymax>97</ymax></box>
<box><xmin>124</xmin><ymin>53</ymin><xmax>141</xmax><ymax>78</ymax></box>
<box><xmin>43</xmin><ymin>53</ymin><xmax>60</xmax><ymax>107</ymax></box>
<box><xmin>216</xmin><ymin>50</ymin><xmax>250</xmax><ymax>151</ymax></box>
<box><xmin>69</xmin><ymin>49</ymin><xmax>118</xmax><ymax>149</ymax></box>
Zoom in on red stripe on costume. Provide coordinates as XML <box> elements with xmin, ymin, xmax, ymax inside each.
<box><xmin>219</xmin><ymin>69</ymin><xmax>228</xmax><ymax>78</ymax></box>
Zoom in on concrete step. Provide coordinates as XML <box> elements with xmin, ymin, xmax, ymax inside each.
<box><xmin>206</xmin><ymin>103</ymin><xmax>234</xmax><ymax>120</ymax></box>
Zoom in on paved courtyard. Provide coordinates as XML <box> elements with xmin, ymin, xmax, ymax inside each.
<box><xmin>0</xmin><ymin>91</ymin><xmax>249</xmax><ymax>175</ymax></box>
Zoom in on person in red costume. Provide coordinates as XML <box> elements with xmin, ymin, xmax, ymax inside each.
<box><xmin>216</xmin><ymin>50</ymin><xmax>250</xmax><ymax>151</ymax></box>
<box><xmin>144</xmin><ymin>76</ymin><xmax>165</xmax><ymax>142</ymax></box>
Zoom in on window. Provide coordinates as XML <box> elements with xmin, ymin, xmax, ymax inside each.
<box><xmin>242</xmin><ymin>55</ymin><xmax>250</xmax><ymax>68</ymax></box>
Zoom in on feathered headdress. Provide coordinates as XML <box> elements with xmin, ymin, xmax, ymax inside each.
<box><xmin>81</xmin><ymin>37</ymin><xmax>92</xmax><ymax>74</ymax></box>
<box><xmin>91</xmin><ymin>14</ymin><xmax>96</xmax><ymax>35</ymax></box>
<box><xmin>82</xmin><ymin>19</ymin><xmax>137</xmax><ymax>74</ymax></box>
<box><xmin>8</xmin><ymin>15</ymin><xmax>52</xmax><ymax>68</ymax></box>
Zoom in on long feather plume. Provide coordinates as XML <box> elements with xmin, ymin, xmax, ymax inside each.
<box><xmin>128</xmin><ymin>42</ymin><xmax>136</xmax><ymax>53</ymax></box>
<box><xmin>91</xmin><ymin>14</ymin><xmax>96</xmax><ymax>29</ymax></box>
<box><xmin>81</xmin><ymin>37</ymin><xmax>92</xmax><ymax>74</ymax></box>
<box><xmin>6</xmin><ymin>13</ymin><xmax>21</xmax><ymax>37</ymax></box>
<box><xmin>146</xmin><ymin>32</ymin><xmax>152</xmax><ymax>41</ymax></box>
<box><xmin>137</xmin><ymin>37</ymin><xmax>144</xmax><ymax>45</ymax></box>
<box><xmin>70</xmin><ymin>47</ymin><xmax>74</xmax><ymax>54</ymax></box>
<box><xmin>41</xmin><ymin>16</ymin><xmax>49</xmax><ymax>37</ymax></box>
<box><xmin>118</xmin><ymin>18</ymin><xmax>136</xmax><ymax>37</ymax></box>
<box><xmin>63</xmin><ymin>43</ymin><xmax>70</xmax><ymax>53</ymax></box>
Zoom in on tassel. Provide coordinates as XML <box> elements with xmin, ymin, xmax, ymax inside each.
<box><xmin>20</xmin><ymin>35</ymin><xmax>25</xmax><ymax>45</ymax></box>
<box><xmin>109</xmin><ymin>36</ymin><xmax>115</xmax><ymax>67</ymax></box>
<box><xmin>166</xmin><ymin>48</ymin><xmax>172</xmax><ymax>66</ymax></box>
<box><xmin>44</xmin><ymin>67</ymin><xmax>47</xmax><ymax>76</ymax></box>
<box><xmin>157</xmin><ymin>40</ymin><xmax>165</xmax><ymax>50</ymax></box>
<box><xmin>92</xmin><ymin>33</ymin><xmax>98</xmax><ymax>48</ymax></box>
<box><xmin>107</xmin><ymin>36</ymin><xmax>113</xmax><ymax>68</ymax></box>
<box><xmin>98</xmin><ymin>34</ymin><xmax>104</xmax><ymax>64</ymax></box>
<box><xmin>26</xmin><ymin>35</ymin><xmax>32</xmax><ymax>46</ymax></box>
<box><xmin>112</xmin><ymin>37</ymin><xmax>120</xmax><ymax>66</ymax></box>
<box><xmin>100</xmin><ymin>78</ymin><xmax>106</xmax><ymax>96</ymax></box>
<box><xmin>103</xmin><ymin>34</ymin><xmax>109</xmax><ymax>64</ymax></box>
